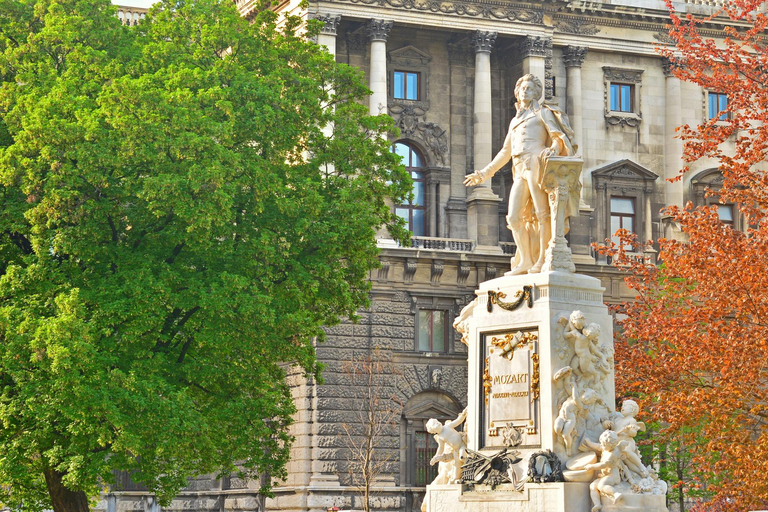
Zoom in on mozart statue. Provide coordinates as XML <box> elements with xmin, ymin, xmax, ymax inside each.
<box><xmin>464</xmin><ymin>74</ymin><xmax>580</xmax><ymax>275</ymax></box>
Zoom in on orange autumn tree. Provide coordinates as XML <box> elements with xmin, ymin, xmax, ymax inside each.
<box><xmin>604</xmin><ymin>0</ymin><xmax>768</xmax><ymax>510</ymax></box>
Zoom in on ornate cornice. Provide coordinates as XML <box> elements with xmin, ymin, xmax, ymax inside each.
<box><xmin>472</xmin><ymin>31</ymin><xmax>497</xmax><ymax>54</ymax></box>
<box><xmin>367</xmin><ymin>18</ymin><xmax>393</xmax><ymax>42</ymax></box>
<box><xmin>562</xmin><ymin>46</ymin><xmax>588</xmax><ymax>68</ymax></box>
<box><xmin>310</xmin><ymin>12</ymin><xmax>341</xmax><ymax>35</ymax></box>
<box><xmin>325</xmin><ymin>0</ymin><xmax>543</xmax><ymax>25</ymax></box>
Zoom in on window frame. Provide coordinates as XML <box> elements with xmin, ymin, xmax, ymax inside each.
<box><xmin>707</xmin><ymin>91</ymin><xmax>730</xmax><ymax>121</ymax></box>
<box><xmin>393</xmin><ymin>142</ymin><xmax>427</xmax><ymax>237</ymax></box>
<box><xmin>393</xmin><ymin>70</ymin><xmax>420</xmax><ymax>101</ymax></box>
<box><xmin>609</xmin><ymin>196</ymin><xmax>636</xmax><ymax>247</ymax></box>
<box><xmin>417</xmin><ymin>309</ymin><xmax>448</xmax><ymax>353</ymax></box>
<box><xmin>602</xmin><ymin>67</ymin><xmax>643</xmax><ymax>127</ymax></box>
<box><xmin>609</xmin><ymin>83</ymin><xmax>634</xmax><ymax>113</ymax></box>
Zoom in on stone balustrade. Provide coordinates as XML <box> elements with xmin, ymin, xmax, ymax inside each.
<box><xmin>116</xmin><ymin>6</ymin><xmax>147</xmax><ymax>26</ymax></box>
<box><xmin>404</xmin><ymin>236</ymin><xmax>475</xmax><ymax>252</ymax></box>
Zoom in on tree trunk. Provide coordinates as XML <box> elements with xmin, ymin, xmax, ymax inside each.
<box><xmin>44</xmin><ymin>469</ymin><xmax>91</xmax><ymax>512</ymax></box>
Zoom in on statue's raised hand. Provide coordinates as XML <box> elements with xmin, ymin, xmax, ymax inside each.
<box><xmin>463</xmin><ymin>171</ymin><xmax>485</xmax><ymax>186</ymax></box>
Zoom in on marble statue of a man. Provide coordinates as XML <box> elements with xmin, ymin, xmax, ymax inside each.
<box><xmin>464</xmin><ymin>74</ymin><xmax>579</xmax><ymax>275</ymax></box>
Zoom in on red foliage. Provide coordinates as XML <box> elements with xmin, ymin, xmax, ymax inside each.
<box><xmin>603</xmin><ymin>1</ymin><xmax>768</xmax><ymax>509</ymax></box>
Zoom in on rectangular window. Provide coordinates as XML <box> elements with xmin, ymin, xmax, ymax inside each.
<box><xmin>708</xmin><ymin>92</ymin><xmax>729</xmax><ymax>120</ymax></box>
<box><xmin>394</xmin><ymin>71</ymin><xmax>419</xmax><ymax>100</ymax></box>
<box><xmin>610</xmin><ymin>83</ymin><xmax>634</xmax><ymax>112</ymax></box>
<box><xmin>610</xmin><ymin>197</ymin><xmax>635</xmax><ymax>246</ymax></box>
<box><xmin>413</xmin><ymin>431</ymin><xmax>439</xmax><ymax>485</ymax></box>
<box><xmin>418</xmin><ymin>310</ymin><xmax>446</xmax><ymax>352</ymax></box>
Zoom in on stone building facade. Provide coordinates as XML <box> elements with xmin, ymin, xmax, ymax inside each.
<box><xmin>104</xmin><ymin>1</ymin><xmax>742</xmax><ymax>512</ymax></box>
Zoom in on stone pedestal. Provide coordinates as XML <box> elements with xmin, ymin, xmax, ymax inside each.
<box><xmin>465</xmin><ymin>272</ymin><xmax>615</xmax><ymax>459</ymax></box>
<box><xmin>424</xmin><ymin>482</ymin><xmax>591</xmax><ymax>512</ymax></box>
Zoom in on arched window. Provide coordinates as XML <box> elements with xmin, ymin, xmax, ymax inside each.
<box><xmin>393</xmin><ymin>142</ymin><xmax>426</xmax><ymax>236</ymax></box>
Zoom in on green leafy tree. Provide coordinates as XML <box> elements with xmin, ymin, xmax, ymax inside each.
<box><xmin>0</xmin><ymin>1</ymin><xmax>410</xmax><ymax>511</ymax></box>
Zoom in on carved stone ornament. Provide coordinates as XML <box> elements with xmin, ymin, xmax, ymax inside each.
<box><xmin>461</xmin><ymin>449</ymin><xmax>522</xmax><ymax>486</ymax></box>
<box><xmin>388</xmin><ymin>45</ymin><xmax>432</xmax><ymax>68</ymax></box>
<box><xmin>486</xmin><ymin>286</ymin><xmax>533</xmax><ymax>313</ymax></box>
<box><xmin>555</xmin><ymin>18</ymin><xmax>600</xmax><ymax>35</ymax></box>
<box><xmin>544</xmin><ymin>39</ymin><xmax>554</xmax><ymax>101</ymax></box>
<box><xmin>472</xmin><ymin>31</ymin><xmax>497</xmax><ymax>54</ymax></box>
<box><xmin>540</xmin><ymin>158</ymin><xmax>583</xmax><ymax>273</ymax></box>
<box><xmin>654</xmin><ymin>31</ymin><xmax>676</xmax><ymax>45</ymax></box>
<box><xmin>490</xmin><ymin>331</ymin><xmax>537</xmax><ymax>360</ymax></box>
<box><xmin>404</xmin><ymin>258</ymin><xmax>418</xmax><ymax>283</ymax></box>
<box><xmin>309</xmin><ymin>12</ymin><xmax>341</xmax><ymax>35</ymax></box>
<box><xmin>562</xmin><ymin>46</ymin><xmax>588</xmax><ymax>68</ymax></box>
<box><xmin>605</xmin><ymin>113</ymin><xmax>642</xmax><ymax>128</ymax></box>
<box><xmin>430</xmin><ymin>260</ymin><xmax>444</xmax><ymax>284</ymax></box>
<box><xmin>527</xmin><ymin>450</ymin><xmax>564</xmax><ymax>483</ymax></box>
<box><xmin>388</xmin><ymin>105</ymin><xmax>449</xmax><ymax>165</ymax></box>
<box><xmin>326</xmin><ymin>0</ymin><xmax>544</xmax><ymax>25</ymax></box>
<box><xmin>517</xmin><ymin>35</ymin><xmax>548</xmax><ymax>58</ymax></box>
<box><xmin>367</xmin><ymin>19</ymin><xmax>393</xmax><ymax>42</ymax></box>
<box><xmin>502</xmin><ymin>423</ymin><xmax>523</xmax><ymax>447</ymax></box>
<box><xmin>603</xmin><ymin>66</ymin><xmax>644</xmax><ymax>84</ymax></box>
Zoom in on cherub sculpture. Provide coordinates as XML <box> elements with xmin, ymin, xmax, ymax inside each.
<box><xmin>554</xmin><ymin>368</ymin><xmax>601</xmax><ymax>456</ymax></box>
<box><xmin>427</xmin><ymin>407</ymin><xmax>468</xmax><ymax>483</ymax></box>
<box><xmin>583</xmin><ymin>430</ymin><xmax>628</xmax><ymax>512</ymax></box>
<box><xmin>604</xmin><ymin>400</ymin><xmax>649</xmax><ymax>481</ymax></box>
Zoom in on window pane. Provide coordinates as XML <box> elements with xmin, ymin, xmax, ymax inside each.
<box><xmin>620</xmin><ymin>85</ymin><xmax>631</xmax><ymax>112</ymax></box>
<box><xmin>413</xmin><ymin>181</ymin><xmax>425</xmax><ymax>206</ymax></box>
<box><xmin>410</xmin><ymin>148</ymin><xmax>423</xmax><ymax>168</ymax></box>
<box><xmin>719</xmin><ymin>93</ymin><xmax>728</xmax><ymax>113</ymax></box>
<box><xmin>393</xmin><ymin>142</ymin><xmax>409</xmax><ymax>163</ymax></box>
<box><xmin>396</xmin><ymin>207</ymin><xmax>410</xmax><ymax>226</ymax></box>
<box><xmin>406</xmin><ymin>73</ymin><xmax>418</xmax><ymax>100</ymax></box>
<box><xmin>418</xmin><ymin>311</ymin><xmax>430</xmax><ymax>351</ymax></box>
<box><xmin>717</xmin><ymin>204</ymin><xmax>734</xmax><ymax>222</ymax></box>
<box><xmin>610</xmin><ymin>84</ymin><xmax>619</xmax><ymax>111</ymax></box>
<box><xmin>432</xmin><ymin>311</ymin><xmax>445</xmax><ymax>352</ymax></box>
<box><xmin>394</xmin><ymin>71</ymin><xmax>405</xmax><ymax>99</ymax></box>
<box><xmin>624</xmin><ymin>216</ymin><xmax>634</xmax><ymax>233</ymax></box>
<box><xmin>610</xmin><ymin>197</ymin><xmax>635</xmax><ymax>214</ymax></box>
<box><xmin>412</xmin><ymin>209</ymin><xmax>425</xmax><ymax>236</ymax></box>
<box><xmin>610</xmin><ymin>216</ymin><xmax>621</xmax><ymax>237</ymax></box>
<box><xmin>708</xmin><ymin>94</ymin><xmax>718</xmax><ymax>120</ymax></box>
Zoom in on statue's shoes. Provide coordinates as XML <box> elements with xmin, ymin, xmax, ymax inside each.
<box><xmin>507</xmin><ymin>263</ymin><xmax>532</xmax><ymax>276</ymax></box>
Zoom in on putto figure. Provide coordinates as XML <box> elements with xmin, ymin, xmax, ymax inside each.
<box><xmin>464</xmin><ymin>74</ymin><xmax>578</xmax><ymax>275</ymax></box>
<box><xmin>427</xmin><ymin>407</ymin><xmax>469</xmax><ymax>483</ymax></box>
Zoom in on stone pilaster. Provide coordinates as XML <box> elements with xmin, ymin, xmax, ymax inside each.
<box><xmin>563</xmin><ymin>46</ymin><xmax>588</xmax><ymax>207</ymax></box>
<box><xmin>467</xmin><ymin>30</ymin><xmax>502</xmax><ymax>252</ymax></box>
<box><xmin>663</xmin><ymin>57</ymin><xmax>684</xmax><ymax>209</ymax></box>
<box><xmin>367</xmin><ymin>19</ymin><xmax>393</xmax><ymax>115</ymax></box>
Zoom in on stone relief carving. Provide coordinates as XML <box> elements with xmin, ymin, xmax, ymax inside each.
<box><xmin>326</xmin><ymin>0</ymin><xmax>544</xmax><ymax>24</ymax></box>
<box><xmin>472</xmin><ymin>31</ymin><xmax>497</xmax><ymax>53</ymax></box>
<box><xmin>555</xmin><ymin>18</ymin><xmax>600</xmax><ymax>35</ymax></box>
<box><xmin>389</xmin><ymin>45</ymin><xmax>432</xmax><ymax>67</ymax></box>
<box><xmin>309</xmin><ymin>12</ymin><xmax>341</xmax><ymax>35</ymax></box>
<box><xmin>527</xmin><ymin>450</ymin><xmax>564</xmax><ymax>483</ymax></box>
<box><xmin>367</xmin><ymin>19</ymin><xmax>393</xmax><ymax>41</ymax></box>
<box><xmin>502</xmin><ymin>422</ymin><xmax>523</xmax><ymax>447</ymax></box>
<box><xmin>461</xmin><ymin>448</ymin><xmax>523</xmax><ymax>488</ymax></box>
<box><xmin>389</xmin><ymin>105</ymin><xmax>448</xmax><ymax>165</ymax></box>
<box><xmin>562</xmin><ymin>46</ymin><xmax>588</xmax><ymax>68</ymax></box>
<box><xmin>603</xmin><ymin>67</ymin><xmax>644</xmax><ymax>84</ymax></box>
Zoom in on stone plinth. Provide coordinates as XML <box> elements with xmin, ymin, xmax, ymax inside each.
<box><xmin>425</xmin><ymin>483</ymin><xmax>590</xmax><ymax>512</ymax></box>
<box><xmin>465</xmin><ymin>271</ymin><xmax>615</xmax><ymax>460</ymax></box>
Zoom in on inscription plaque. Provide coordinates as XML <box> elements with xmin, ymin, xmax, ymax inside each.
<box><xmin>481</xmin><ymin>329</ymin><xmax>540</xmax><ymax>449</ymax></box>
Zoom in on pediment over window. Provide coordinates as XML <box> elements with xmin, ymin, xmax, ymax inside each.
<box><xmin>388</xmin><ymin>45</ymin><xmax>432</xmax><ymax>67</ymax></box>
<box><xmin>591</xmin><ymin>159</ymin><xmax>659</xmax><ymax>182</ymax></box>
<box><xmin>691</xmin><ymin>168</ymin><xmax>724</xmax><ymax>187</ymax></box>
<box><xmin>402</xmin><ymin>390</ymin><xmax>461</xmax><ymax>420</ymax></box>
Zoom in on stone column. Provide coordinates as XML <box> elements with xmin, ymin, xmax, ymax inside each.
<box><xmin>518</xmin><ymin>35</ymin><xmax>548</xmax><ymax>93</ymax></box>
<box><xmin>313</xmin><ymin>13</ymin><xmax>340</xmax><ymax>55</ymax></box>
<box><xmin>563</xmin><ymin>46</ymin><xmax>589</xmax><ymax>206</ymax></box>
<box><xmin>367</xmin><ymin>19</ymin><xmax>392</xmax><ymax>116</ymax></box>
<box><xmin>663</xmin><ymin>57</ymin><xmax>685</xmax><ymax>209</ymax></box>
<box><xmin>467</xmin><ymin>30</ymin><xmax>502</xmax><ymax>251</ymax></box>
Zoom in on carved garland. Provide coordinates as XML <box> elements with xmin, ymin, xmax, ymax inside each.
<box><xmin>487</xmin><ymin>286</ymin><xmax>533</xmax><ymax>313</ymax></box>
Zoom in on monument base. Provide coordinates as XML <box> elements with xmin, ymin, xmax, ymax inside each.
<box><xmin>424</xmin><ymin>482</ymin><xmax>590</xmax><ymax>512</ymax></box>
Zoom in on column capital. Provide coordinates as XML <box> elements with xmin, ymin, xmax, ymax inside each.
<box><xmin>310</xmin><ymin>13</ymin><xmax>341</xmax><ymax>36</ymax></box>
<box><xmin>472</xmin><ymin>31</ymin><xmax>497</xmax><ymax>54</ymax></box>
<box><xmin>517</xmin><ymin>35</ymin><xmax>548</xmax><ymax>58</ymax></box>
<box><xmin>661</xmin><ymin>57</ymin><xmax>680</xmax><ymax>77</ymax></box>
<box><xmin>367</xmin><ymin>19</ymin><xmax>393</xmax><ymax>42</ymax></box>
<box><xmin>563</xmin><ymin>46</ymin><xmax>588</xmax><ymax>68</ymax></box>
